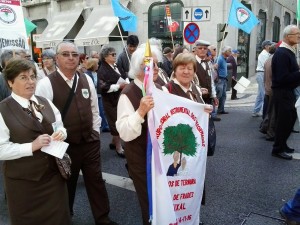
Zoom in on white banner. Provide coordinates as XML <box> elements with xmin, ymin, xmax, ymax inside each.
<box><xmin>0</xmin><ymin>0</ymin><xmax>28</xmax><ymax>49</ymax></box>
<box><xmin>151</xmin><ymin>88</ymin><xmax>208</xmax><ymax>225</ymax></box>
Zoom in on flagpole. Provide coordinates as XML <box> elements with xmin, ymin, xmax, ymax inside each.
<box><xmin>217</xmin><ymin>24</ymin><xmax>229</xmax><ymax>58</ymax></box>
<box><xmin>170</xmin><ymin>29</ymin><xmax>175</xmax><ymax>51</ymax></box>
<box><xmin>116</xmin><ymin>23</ymin><xmax>131</xmax><ymax>65</ymax></box>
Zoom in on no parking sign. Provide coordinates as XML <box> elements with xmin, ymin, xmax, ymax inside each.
<box><xmin>183</xmin><ymin>22</ymin><xmax>200</xmax><ymax>44</ymax></box>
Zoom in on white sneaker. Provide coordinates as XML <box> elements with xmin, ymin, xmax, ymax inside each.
<box><xmin>252</xmin><ymin>112</ymin><xmax>262</xmax><ymax>117</ymax></box>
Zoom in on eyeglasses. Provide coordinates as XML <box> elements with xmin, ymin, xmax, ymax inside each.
<box><xmin>109</xmin><ymin>53</ymin><xmax>117</xmax><ymax>57</ymax></box>
<box><xmin>17</xmin><ymin>74</ymin><xmax>37</xmax><ymax>82</ymax></box>
<box><xmin>288</xmin><ymin>33</ymin><xmax>300</xmax><ymax>36</ymax></box>
<box><xmin>58</xmin><ymin>52</ymin><xmax>79</xmax><ymax>58</ymax></box>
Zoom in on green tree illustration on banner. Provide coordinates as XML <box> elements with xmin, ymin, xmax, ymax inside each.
<box><xmin>163</xmin><ymin>124</ymin><xmax>198</xmax><ymax>162</ymax></box>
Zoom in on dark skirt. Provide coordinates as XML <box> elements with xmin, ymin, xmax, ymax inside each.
<box><xmin>4</xmin><ymin>173</ymin><xmax>71</xmax><ymax>225</ymax></box>
<box><xmin>102</xmin><ymin>95</ymin><xmax>119</xmax><ymax>136</ymax></box>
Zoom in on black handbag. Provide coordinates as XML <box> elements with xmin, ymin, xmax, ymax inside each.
<box><xmin>55</xmin><ymin>153</ymin><xmax>72</xmax><ymax>180</ymax></box>
<box><xmin>207</xmin><ymin>117</ymin><xmax>216</xmax><ymax>156</ymax></box>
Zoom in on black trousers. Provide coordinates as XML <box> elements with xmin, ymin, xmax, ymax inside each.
<box><xmin>231</xmin><ymin>79</ymin><xmax>237</xmax><ymax>99</ymax></box>
<box><xmin>272</xmin><ymin>89</ymin><xmax>297</xmax><ymax>153</ymax></box>
<box><xmin>67</xmin><ymin>139</ymin><xmax>111</xmax><ymax>224</ymax></box>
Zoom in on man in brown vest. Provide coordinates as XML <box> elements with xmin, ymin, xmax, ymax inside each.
<box><xmin>36</xmin><ymin>41</ymin><xmax>118</xmax><ymax>225</ymax></box>
<box><xmin>194</xmin><ymin>40</ymin><xmax>220</xmax><ymax>121</ymax></box>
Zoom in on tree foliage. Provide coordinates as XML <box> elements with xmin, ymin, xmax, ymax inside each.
<box><xmin>162</xmin><ymin>123</ymin><xmax>197</xmax><ymax>157</ymax></box>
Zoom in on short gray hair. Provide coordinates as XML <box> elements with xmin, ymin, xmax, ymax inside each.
<box><xmin>283</xmin><ymin>25</ymin><xmax>298</xmax><ymax>38</ymax></box>
<box><xmin>128</xmin><ymin>44</ymin><xmax>162</xmax><ymax>79</ymax></box>
<box><xmin>41</xmin><ymin>49</ymin><xmax>56</xmax><ymax>59</ymax></box>
<box><xmin>100</xmin><ymin>46</ymin><xmax>115</xmax><ymax>62</ymax></box>
<box><xmin>56</xmin><ymin>41</ymin><xmax>78</xmax><ymax>54</ymax></box>
<box><xmin>221</xmin><ymin>46</ymin><xmax>231</xmax><ymax>53</ymax></box>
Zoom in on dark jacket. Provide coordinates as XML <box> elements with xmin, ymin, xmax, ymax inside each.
<box><xmin>117</xmin><ymin>48</ymin><xmax>131</xmax><ymax>77</ymax></box>
<box><xmin>272</xmin><ymin>47</ymin><xmax>300</xmax><ymax>89</ymax></box>
<box><xmin>161</xmin><ymin>55</ymin><xmax>173</xmax><ymax>77</ymax></box>
<box><xmin>226</xmin><ymin>55</ymin><xmax>237</xmax><ymax>79</ymax></box>
<box><xmin>97</xmin><ymin>60</ymin><xmax>126</xmax><ymax>101</ymax></box>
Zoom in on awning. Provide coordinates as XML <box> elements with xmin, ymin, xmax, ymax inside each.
<box><xmin>74</xmin><ymin>0</ymin><xmax>129</xmax><ymax>47</ymax></box>
<box><xmin>74</xmin><ymin>5</ymin><xmax>119</xmax><ymax>47</ymax></box>
<box><xmin>36</xmin><ymin>9</ymin><xmax>82</xmax><ymax>48</ymax></box>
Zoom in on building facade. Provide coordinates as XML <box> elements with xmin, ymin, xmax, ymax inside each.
<box><xmin>22</xmin><ymin>0</ymin><xmax>297</xmax><ymax>77</ymax></box>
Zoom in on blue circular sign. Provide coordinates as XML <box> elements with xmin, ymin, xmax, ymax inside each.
<box><xmin>194</xmin><ymin>8</ymin><xmax>203</xmax><ymax>20</ymax></box>
<box><xmin>183</xmin><ymin>23</ymin><xmax>200</xmax><ymax>44</ymax></box>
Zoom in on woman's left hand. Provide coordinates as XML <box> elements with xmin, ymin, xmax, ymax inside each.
<box><xmin>51</xmin><ymin>130</ymin><xmax>65</xmax><ymax>141</ymax></box>
<box><xmin>204</xmin><ymin>104</ymin><xmax>213</xmax><ymax>113</ymax></box>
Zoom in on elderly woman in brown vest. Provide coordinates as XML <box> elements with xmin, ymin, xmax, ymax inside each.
<box><xmin>163</xmin><ymin>52</ymin><xmax>212</xmax><ymax>225</ymax></box>
<box><xmin>116</xmin><ymin>44</ymin><xmax>162</xmax><ymax>225</ymax></box>
<box><xmin>98</xmin><ymin>46</ymin><xmax>128</xmax><ymax>157</ymax></box>
<box><xmin>0</xmin><ymin>59</ymin><xmax>70</xmax><ymax>225</ymax></box>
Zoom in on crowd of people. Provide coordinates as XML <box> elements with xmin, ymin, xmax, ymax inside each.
<box><xmin>1</xmin><ymin>24</ymin><xmax>300</xmax><ymax>225</ymax></box>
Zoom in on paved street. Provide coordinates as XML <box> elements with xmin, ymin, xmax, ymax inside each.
<box><xmin>1</xmin><ymin>77</ymin><xmax>300</xmax><ymax>225</ymax></box>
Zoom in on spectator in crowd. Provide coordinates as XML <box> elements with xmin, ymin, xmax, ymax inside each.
<box><xmin>259</xmin><ymin>43</ymin><xmax>277</xmax><ymax>140</ymax></box>
<box><xmin>227</xmin><ymin>49</ymin><xmax>239</xmax><ymax>100</ymax></box>
<box><xmin>216</xmin><ymin>46</ymin><xmax>232</xmax><ymax>114</ymax></box>
<box><xmin>252</xmin><ymin>40</ymin><xmax>273</xmax><ymax>117</ymax></box>
<box><xmin>36</xmin><ymin>41</ymin><xmax>118</xmax><ymax>225</ymax></box>
<box><xmin>41</xmin><ymin>49</ymin><xmax>56</xmax><ymax>76</ymax></box>
<box><xmin>161</xmin><ymin>47</ymin><xmax>174</xmax><ymax>77</ymax></box>
<box><xmin>0</xmin><ymin>50</ymin><xmax>15</xmax><ymax>101</ymax></box>
<box><xmin>16</xmin><ymin>49</ymin><xmax>45</xmax><ymax>81</ymax></box>
<box><xmin>90</xmin><ymin>50</ymin><xmax>101</xmax><ymax>68</ymax></box>
<box><xmin>98</xmin><ymin>46</ymin><xmax>127</xmax><ymax>158</ymax></box>
<box><xmin>0</xmin><ymin>58</ymin><xmax>70</xmax><ymax>225</ymax></box>
<box><xmin>90</xmin><ymin>50</ymin><xmax>100</xmax><ymax>60</ymax></box>
<box><xmin>194</xmin><ymin>40</ymin><xmax>220</xmax><ymax>121</ymax></box>
<box><xmin>85</xmin><ymin>58</ymin><xmax>110</xmax><ymax>132</ymax></box>
<box><xmin>116</xmin><ymin>44</ymin><xmax>162</xmax><ymax>225</ymax></box>
<box><xmin>117</xmin><ymin>35</ymin><xmax>139</xmax><ymax>78</ymax></box>
<box><xmin>78</xmin><ymin>53</ymin><xmax>88</xmax><ymax>74</ymax></box>
<box><xmin>271</xmin><ymin>25</ymin><xmax>300</xmax><ymax>160</ymax></box>
<box><xmin>172</xmin><ymin>45</ymin><xmax>189</xmax><ymax>60</ymax></box>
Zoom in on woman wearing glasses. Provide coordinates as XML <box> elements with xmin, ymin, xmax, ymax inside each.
<box><xmin>97</xmin><ymin>46</ymin><xmax>128</xmax><ymax>158</ymax></box>
<box><xmin>41</xmin><ymin>49</ymin><xmax>56</xmax><ymax>76</ymax></box>
<box><xmin>0</xmin><ymin>59</ymin><xmax>70</xmax><ymax>225</ymax></box>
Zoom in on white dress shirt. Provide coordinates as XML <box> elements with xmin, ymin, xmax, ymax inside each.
<box><xmin>116</xmin><ymin>79</ymin><xmax>145</xmax><ymax>142</ymax></box>
<box><xmin>256</xmin><ymin>49</ymin><xmax>270</xmax><ymax>71</ymax></box>
<box><xmin>0</xmin><ymin>92</ymin><xmax>66</xmax><ymax>160</ymax></box>
<box><xmin>35</xmin><ymin>68</ymin><xmax>101</xmax><ymax>132</ymax></box>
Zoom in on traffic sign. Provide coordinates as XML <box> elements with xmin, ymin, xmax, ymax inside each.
<box><xmin>183</xmin><ymin>22</ymin><xmax>200</xmax><ymax>44</ymax></box>
<box><xmin>192</xmin><ymin>7</ymin><xmax>211</xmax><ymax>21</ymax></box>
<box><xmin>182</xmin><ymin>7</ymin><xmax>192</xmax><ymax>22</ymax></box>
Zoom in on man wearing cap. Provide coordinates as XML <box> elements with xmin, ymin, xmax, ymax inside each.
<box><xmin>161</xmin><ymin>47</ymin><xmax>174</xmax><ymax>77</ymax></box>
<box><xmin>194</xmin><ymin>40</ymin><xmax>220</xmax><ymax>121</ymax></box>
<box><xmin>271</xmin><ymin>25</ymin><xmax>300</xmax><ymax>160</ymax></box>
<box><xmin>252</xmin><ymin>40</ymin><xmax>273</xmax><ymax>117</ymax></box>
<box><xmin>227</xmin><ymin>49</ymin><xmax>239</xmax><ymax>100</ymax></box>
